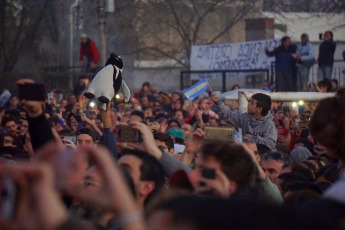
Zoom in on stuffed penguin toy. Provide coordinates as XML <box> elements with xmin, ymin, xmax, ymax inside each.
<box><xmin>84</xmin><ymin>53</ymin><xmax>130</xmax><ymax>110</ymax></box>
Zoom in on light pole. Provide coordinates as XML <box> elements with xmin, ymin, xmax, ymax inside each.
<box><xmin>98</xmin><ymin>0</ymin><xmax>106</xmax><ymax>65</ymax></box>
<box><xmin>69</xmin><ymin>0</ymin><xmax>80</xmax><ymax>89</ymax></box>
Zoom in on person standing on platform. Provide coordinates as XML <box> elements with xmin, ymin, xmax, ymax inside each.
<box><xmin>265</xmin><ymin>36</ymin><xmax>297</xmax><ymax>92</ymax></box>
<box><xmin>292</xmin><ymin>33</ymin><xmax>315</xmax><ymax>92</ymax></box>
<box><xmin>317</xmin><ymin>31</ymin><xmax>336</xmax><ymax>80</ymax></box>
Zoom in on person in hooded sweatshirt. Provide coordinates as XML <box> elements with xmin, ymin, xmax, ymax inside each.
<box><xmin>292</xmin><ymin>33</ymin><xmax>315</xmax><ymax>92</ymax></box>
<box><xmin>211</xmin><ymin>93</ymin><xmax>277</xmax><ymax>151</ymax></box>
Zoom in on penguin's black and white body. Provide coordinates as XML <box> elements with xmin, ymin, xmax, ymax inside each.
<box><xmin>84</xmin><ymin>53</ymin><xmax>130</xmax><ymax>110</ymax></box>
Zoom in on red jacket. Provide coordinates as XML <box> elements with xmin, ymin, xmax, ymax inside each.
<box><xmin>79</xmin><ymin>39</ymin><xmax>100</xmax><ymax>64</ymax></box>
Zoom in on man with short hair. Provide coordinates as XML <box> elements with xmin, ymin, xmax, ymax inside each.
<box><xmin>118</xmin><ymin>150</ymin><xmax>165</xmax><ymax>209</ymax></box>
<box><xmin>243</xmin><ymin>137</ymin><xmax>283</xmax><ymax>203</ymax></box>
<box><xmin>129</xmin><ymin>111</ymin><xmax>145</xmax><ymax>123</ymax></box>
<box><xmin>154</xmin><ymin>132</ymin><xmax>174</xmax><ymax>155</ymax></box>
<box><xmin>2</xmin><ymin>117</ymin><xmax>19</xmax><ymax>136</ymax></box>
<box><xmin>211</xmin><ymin>93</ymin><xmax>277</xmax><ymax>151</ymax></box>
<box><xmin>261</xmin><ymin>151</ymin><xmax>290</xmax><ymax>184</ymax></box>
<box><xmin>189</xmin><ymin>142</ymin><xmax>256</xmax><ymax>197</ymax></box>
<box><xmin>75</xmin><ymin>128</ymin><xmax>96</xmax><ymax>151</ymax></box>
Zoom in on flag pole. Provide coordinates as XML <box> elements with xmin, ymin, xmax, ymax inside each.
<box><xmin>206</xmin><ymin>79</ymin><xmax>214</xmax><ymax>93</ymax></box>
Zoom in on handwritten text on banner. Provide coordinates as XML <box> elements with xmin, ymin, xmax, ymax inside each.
<box><xmin>190</xmin><ymin>39</ymin><xmax>279</xmax><ymax>71</ymax></box>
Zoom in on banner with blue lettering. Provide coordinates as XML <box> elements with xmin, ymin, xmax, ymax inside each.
<box><xmin>190</xmin><ymin>39</ymin><xmax>279</xmax><ymax>79</ymax></box>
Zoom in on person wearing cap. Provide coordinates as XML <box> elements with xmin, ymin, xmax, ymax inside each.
<box><xmin>79</xmin><ymin>34</ymin><xmax>100</xmax><ymax>72</ymax></box>
<box><xmin>166</xmin><ymin>129</ymin><xmax>186</xmax><ymax>154</ymax></box>
<box><xmin>290</xmin><ymin>146</ymin><xmax>313</xmax><ymax>162</ymax></box>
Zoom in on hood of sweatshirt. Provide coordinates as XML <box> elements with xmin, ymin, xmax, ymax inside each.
<box><xmin>244</xmin><ymin>111</ymin><xmax>276</xmax><ymax>141</ymax></box>
<box><xmin>248</xmin><ymin>111</ymin><xmax>274</xmax><ymax>125</ymax></box>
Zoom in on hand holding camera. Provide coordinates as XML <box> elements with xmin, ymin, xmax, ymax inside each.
<box><xmin>116</xmin><ymin>122</ymin><xmax>162</xmax><ymax>160</ymax></box>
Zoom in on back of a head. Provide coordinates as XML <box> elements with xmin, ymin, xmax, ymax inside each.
<box><xmin>251</xmin><ymin>93</ymin><xmax>271</xmax><ymax>116</ymax></box>
<box><xmin>257</xmin><ymin>144</ymin><xmax>272</xmax><ymax>156</ymax></box>
<box><xmin>289</xmin><ymin>162</ymin><xmax>314</xmax><ymax>182</ymax></box>
<box><xmin>316</xmin><ymin>163</ymin><xmax>339</xmax><ymax>183</ymax></box>
<box><xmin>201</xmin><ymin>142</ymin><xmax>255</xmax><ymax>192</ymax></box>
<box><xmin>290</xmin><ymin>147</ymin><xmax>313</xmax><ymax>162</ymax></box>
<box><xmin>149</xmin><ymin>195</ymin><xmax>311</xmax><ymax>230</ymax></box>
<box><xmin>310</xmin><ymin>88</ymin><xmax>345</xmax><ymax>161</ymax></box>
<box><xmin>283</xmin><ymin>190</ymin><xmax>320</xmax><ymax>206</ymax></box>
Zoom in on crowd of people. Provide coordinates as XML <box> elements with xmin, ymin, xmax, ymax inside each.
<box><xmin>265</xmin><ymin>30</ymin><xmax>343</xmax><ymax>92</ymax></box>
<box><xmin>0</xmin><ymin>74</ymin><xmax>344</xmax><ymax>230</ymax></box>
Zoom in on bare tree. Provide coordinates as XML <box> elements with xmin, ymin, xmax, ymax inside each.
<box><xmin>111</xmin><ymin>0</ymin><xmax>260</xmax><ymax>69</ymax></box>
<box><xmin>0</xmin><ymin>0</ymin><xmax>53</xmax><ymax>74</ymax></box>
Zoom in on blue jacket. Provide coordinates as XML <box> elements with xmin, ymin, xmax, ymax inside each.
<box><xmin>266</xmin><ymin>45</ymin><xmax>296</xmax><ymax>72</ymax></box>
<box><xmin>101</xmin><ymin>127</ymin><xmax>117</xmax><ymax>159</ymax></box>
<box><xmin>296</xmin><ymin>42</ymin><xmax>315</xmax><ymax>67</ymax></box>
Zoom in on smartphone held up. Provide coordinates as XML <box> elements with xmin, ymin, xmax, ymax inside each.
<box><xmin>18</xmin><ymin>83</ymin><xmax>46</xmax><ymax>101</ymax></box>
<box><xmin>204</xmin><ymin>126</ymin><xmax>234</xmax><ymax>142</ymax></box>
<box><xmin>116</xmin><ymin>125</ymin><xmax>142</xmax><ymax>143</ymax></box>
